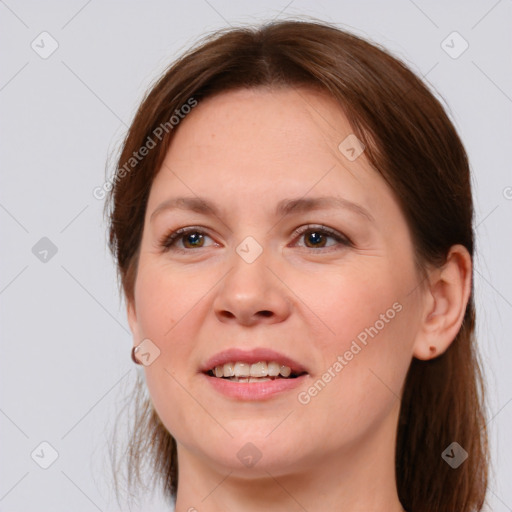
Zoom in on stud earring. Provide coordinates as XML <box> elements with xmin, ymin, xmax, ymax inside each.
<box><xmin>131</xmin><ymin>344</ymin><xmax>143</xmax><ymax>365</ymax></box>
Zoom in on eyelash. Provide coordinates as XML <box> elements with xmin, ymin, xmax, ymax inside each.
<box><xmin>158</xmin><ymin>225</ymin><xmax>352</xmax><ymax>253</ymax></box>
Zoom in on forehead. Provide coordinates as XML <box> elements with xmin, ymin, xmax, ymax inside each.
<box><xmin>164</xmin><ymin>87</ymin><xmax>353</xmax><ymax>170</ymax></box>
<box><xmin>146</xmin><ymin>87</ymin><xmax>393</xmax><ymax>222</ymax></box>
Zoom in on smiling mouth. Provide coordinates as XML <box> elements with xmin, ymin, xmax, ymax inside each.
<box><xmin>206</xmin><ymin>361</ymin><xmax>307</xmax><ymax>382</ymax></box>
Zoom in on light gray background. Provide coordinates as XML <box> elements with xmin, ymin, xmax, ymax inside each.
<box><xmin>1</xmin><ymin>1</ymin><xmax>511</xmax><ymax>510</ymax></box>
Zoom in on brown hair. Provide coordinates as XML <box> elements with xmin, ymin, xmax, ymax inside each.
<box><xmin>107</xmin><ymin>19</ymin><xmax>488</xmax><ymax>511</ymax></box>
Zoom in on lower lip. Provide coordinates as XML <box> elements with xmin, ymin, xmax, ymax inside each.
<box><xmin>202</xmin><ymin>373</ymin><xmax>308</xmax><ymax>401</ymax></box>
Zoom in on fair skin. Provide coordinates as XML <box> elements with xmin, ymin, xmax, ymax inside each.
<box><xmin>127</xmin><ymin>87</ymin><xmax>471</xmax><ymax>512</ymax></box>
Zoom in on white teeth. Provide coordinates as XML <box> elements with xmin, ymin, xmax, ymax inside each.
<box><xmin>233</xmin><ymin>362</ymin><xmax>251</xmax><ymax>377</ymax></box>
<box><xmin>250</xmin><ymin>361</ymin><xmax>267</xmax><ymax>377</ymax></box>
<box><xmin>267</xmin><ymin>361</ymin><xmax>280</xmax><ymax>376</ymax></box>
<box><xmin>211</xmin><ymin>361</ymin><xmax>295</xmax><ymax>379</ymax></box>
<box><xmin>223</xmin><ymin>362</ymin><xmax>234</xmax><ymax>377</ymax></box>
<box><xmin>279</xmin><ymin>365</ymin><xmax>291</xmax><ymax>378</ymax></box>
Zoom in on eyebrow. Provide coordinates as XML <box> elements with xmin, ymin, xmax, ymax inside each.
<box><xmin>150</xmin><ymin>195</ymin><xmax>374</xmax><ymax>222</ymax></box>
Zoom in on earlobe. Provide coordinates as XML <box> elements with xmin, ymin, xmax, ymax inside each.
<box><xmin>413</xmin><ymin>245</ymin><xmax>472</xmax><ymax>360</ymax></box>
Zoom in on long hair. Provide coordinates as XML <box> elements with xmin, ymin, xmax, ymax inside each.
<box><xmin>106</xmin><ymin>19</ymin><xmax>488</xmax><ymax>511</ymax></box>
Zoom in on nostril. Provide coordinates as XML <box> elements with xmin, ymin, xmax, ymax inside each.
<box><xmin>258</xmin><ymin>310</ymin><xmax>273</xmax><ymax>317</ymax></box>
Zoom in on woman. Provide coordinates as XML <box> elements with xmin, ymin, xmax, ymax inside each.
<box><xmin>107</xmin><ymin>20</ymin><xmax>488</xmax><ymax>512</ymax></box>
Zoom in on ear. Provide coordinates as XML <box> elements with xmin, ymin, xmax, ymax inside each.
<box><xmin>413</xmin><ymin>244</ymin><xmax>472</xmax><ymax>360</ymax></box>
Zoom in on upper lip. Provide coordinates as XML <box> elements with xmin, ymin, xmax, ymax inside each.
<box><xmin>200</xmin><ymin>348</ymin><xmax>308</xmax><ymax>375</ymax></box>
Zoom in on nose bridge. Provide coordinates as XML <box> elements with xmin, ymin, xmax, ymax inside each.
<box><xmin>212</xmin><ymin>235</ymin><xmax>291</xmax><ymax>325</ymax></box>
<box><xmin>231</xmin><ymin>238</ymin><xmax>270</xmax><ymax>294</ymax></box>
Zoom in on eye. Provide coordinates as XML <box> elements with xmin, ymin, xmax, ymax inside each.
<box><xmin>159</xmin><ymin>227</ymin><xmax>216</xmax><ymax>252</ymax></box>
<box><xmin>291</xmin><ymin>225</ymin><xmax>351</xmax><ymax>250</ymax></box>
<box><xmin>159</xmin><ymin>224</ymin><xmax>351</xmax><ymax>253</ymax></box>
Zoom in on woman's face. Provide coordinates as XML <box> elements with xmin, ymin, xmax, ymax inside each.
<box><xmin>128</xmin><ymin>87</ymin><xmax>426</xmax><ymax>476</ymax></box>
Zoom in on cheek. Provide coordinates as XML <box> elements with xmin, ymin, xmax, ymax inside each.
<box><xmin>132</xmin><ymin>260</ymin><xmax>218</xmax><ymax>438</ymax></box>
<box><xmin>296</xmin><ymin>269</ymin><xmax>419</xmax><ymax>429</ymax></box>
<box><xmin>294</xmin><ymin>308</ymin><xmax>415</xmax><ymax>452</ymax></box>
<box><xmin>133</xmin><ymin>258</ymin><xmax>214</xmax><ymax>340</ymax></box>
<box><xmin>291</xmin><ymin>257</ymin><xmax>419</xmax><ymax>413</ymax></box>
<box><xmin>288</xmin><ymin>259</ymin><xmax>414</xmax><ymax>355</ymax></box>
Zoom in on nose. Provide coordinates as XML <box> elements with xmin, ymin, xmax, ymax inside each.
<box><xmin>212</xmin><ymin>247</ymin><xmax>292</xmax><ymax>327</ymax></box>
